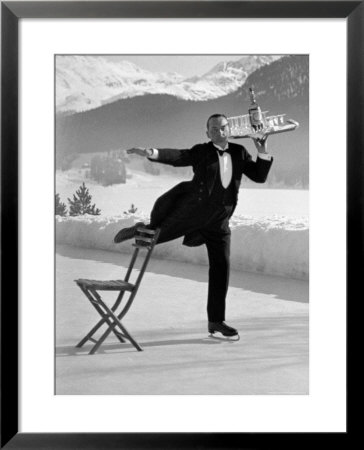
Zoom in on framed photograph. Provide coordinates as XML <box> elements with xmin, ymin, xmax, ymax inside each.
<box><xmin>1</xmin><ymin>1</ymin><xmax>360</xmax><ymax>448</ymax></box>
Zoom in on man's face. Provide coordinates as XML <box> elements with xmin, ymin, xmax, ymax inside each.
<box><xmin>206</xmin><ymin>116</ymin><xmax>230</xmax><ymax>146</ymax></box>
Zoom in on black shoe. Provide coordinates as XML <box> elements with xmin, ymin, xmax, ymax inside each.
<box><xmin>208</xmin><ymin>321</ymin><xmax>238</xmax><ymax>337</ymax></box>
<box><xmin>114</xmin><ymin>221</ymin><xmax>145</xmax><ymax>243</ymax></box>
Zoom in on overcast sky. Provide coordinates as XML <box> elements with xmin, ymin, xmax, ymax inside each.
<box><xmin>103</xmin><ymin>54</ymin><xmax>246</xmax><ymax>77</ymax></box>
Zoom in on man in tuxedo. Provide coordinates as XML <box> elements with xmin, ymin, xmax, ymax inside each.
<box><xmin>114</xmin><ymin>114</ymin><xmax>273</xmax><ymax>338</ymax></box>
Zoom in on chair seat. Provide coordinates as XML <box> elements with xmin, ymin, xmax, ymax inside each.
<box><xmin>75</xmin><ymin>278</ymin><xmax>135</xmax><ymax>291</ymax></box>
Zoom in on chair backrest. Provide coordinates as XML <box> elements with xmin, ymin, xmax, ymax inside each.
<box><xmin>110</xmin><ymin>227</ymin><xmax>160</xmax><ymax>321</ymax></box>
<box><xmin>123</xmin><ymin>227</ymin><xmax>160</xmax><ymax>289</ymax></box>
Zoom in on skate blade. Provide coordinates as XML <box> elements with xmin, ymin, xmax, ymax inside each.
<box><xmin>208</xmin><ymin>332</ymin><xmax>240</xmax><ymax>342</ymax></box>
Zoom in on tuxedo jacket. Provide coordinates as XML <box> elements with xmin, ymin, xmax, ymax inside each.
<box><xmin>149</xmin><ymin>141</ymin><xmax>273</xmax><ymax>246</ymax></box>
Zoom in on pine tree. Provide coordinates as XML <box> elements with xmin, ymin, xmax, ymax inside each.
<box><xmin>67</xmin><ymin>182</ymin><xmax>101</xmax><ymax>216</ymax></box>
<box><xmin>55</xmin><ymin>193</ymin><xmax>67</xmax><ymax>216</ymax></box>
<box><xmin>124</xmin><ymin>204</ymin><xmax>138</xmax><ymax>215</ymax></box>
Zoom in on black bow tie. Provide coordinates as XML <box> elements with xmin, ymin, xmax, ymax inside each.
<box><xmin>216</xmin><ymin>149</ymin><xmax>226</xmax><ymax>156</ymax></box>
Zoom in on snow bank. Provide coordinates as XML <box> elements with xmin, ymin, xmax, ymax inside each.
<box><xmin>56</xmin><ymin>214</ymin><xmax>308</xmax><ymax>280</ymax></box>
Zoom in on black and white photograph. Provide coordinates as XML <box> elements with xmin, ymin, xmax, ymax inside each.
<box><xmin>55</xmin><ymin>54</ymin><xmax>309</xmax><ymax>395</ymax></box>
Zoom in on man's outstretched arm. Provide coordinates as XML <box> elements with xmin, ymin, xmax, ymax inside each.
<box><xmin>126</xmin><ymin>146</ymin><xmax>199</xmax><ymax>167</ymax></box>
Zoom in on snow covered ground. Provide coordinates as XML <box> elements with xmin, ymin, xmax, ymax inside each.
<box><xmin>56</xmin><ymin>169</ymin><xmax>309</xmax><ymax>280</ymax></box>
<box><xmin>56</xmin><ymin>245</ymin><xmax>308</xmax><ymax>395</ymax></box>
<box><xmin>56</xmin><ymin>214</ymin><xmax>308</xmax><ymax>280</ymax></box>
<box><xmin>56</xmin><ymin>170</ymin><xmax>309</xmax><ymax>394</ymax></box>
<box><xmin>56</xmin><ymin>168</ymin><xmax>309</xmax><ymax>219</ymax></box>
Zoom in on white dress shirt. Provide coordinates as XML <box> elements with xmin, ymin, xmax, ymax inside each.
<box><xmin>213</xmin><ymin>143</ymin><xmax>233</xmax><ymax>188</ymax></box>
<box><xmin>213</xmin><ymin>143</ymin><xmax>272</xmax><ymax>188</ymax></box>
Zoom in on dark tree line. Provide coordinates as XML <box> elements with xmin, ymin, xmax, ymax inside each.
<box><xmin>90</xmin><ymin>154</ymin><xmax>127</xmax><ymax>186</ymax></box>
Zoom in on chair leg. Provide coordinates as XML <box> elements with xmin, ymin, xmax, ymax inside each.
<box><xmin>76</xmin><ymin>286</ymin><xmax>126</xmax><ymax>349</ymax></box>
<box><xmin>90</xmin><ymin>316</ymin><xmax>143</xmax><ymax>353</ymax></box>
<box><xmin>90</xmin><ymin>290</ymin><xmax>143</xmax><ymax>352</ymax></box>
<box><xmin>114</xmin><ymin>321</ymin><xmax>143</xmax><ymax>352</ymax></box>
<box><xmin>76</xmin><ymin>316</ymin><xmax>112</xmax><ymax>348</ymax></box>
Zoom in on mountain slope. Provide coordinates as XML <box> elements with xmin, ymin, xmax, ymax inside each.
<box><xmin>56</xmin><ymin>55</ymin><xmax>309</xmax><ymax>187</ymax></box>
<box><xmin>56</xmin><ymin>55</ymin><xmax>280</xmax><ymax>114</ymax></box>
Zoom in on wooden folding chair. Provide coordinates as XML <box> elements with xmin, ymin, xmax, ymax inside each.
<box><xmin>74</xmin><ymin>226</ymin><xmax>160</xmax><ymax>353</ymax></box>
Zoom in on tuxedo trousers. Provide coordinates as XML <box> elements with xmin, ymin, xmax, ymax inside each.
<box><xmin>150</xmin><ymin>199</ymin><xmax>234</xmax><ymax>322</ymax></box>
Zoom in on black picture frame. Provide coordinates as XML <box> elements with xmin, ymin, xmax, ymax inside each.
<box><xmin>1</xmin><ymin>1</ymin><xmax>360</xmax><ymax>448</ymax></box>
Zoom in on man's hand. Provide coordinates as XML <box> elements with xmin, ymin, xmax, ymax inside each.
<box><xmin>126</xmin><ymin>147</ymin><xmax>150</xmax><ymax>157</ymax></box>
<box><xmin>251</xmin><ymin>134</ymin><xmax>269</xmax><ymax>154</ymax></box>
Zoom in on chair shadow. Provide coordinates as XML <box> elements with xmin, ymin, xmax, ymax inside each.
<box><xmin>56</xmin><ymin>337</ymin><xmax>223</xmax><ymax>356</ymax></box>
<box><xmin>56</xmin><ymin>244</ymin><xmax>308</xmax><ymax>303</ymax></box>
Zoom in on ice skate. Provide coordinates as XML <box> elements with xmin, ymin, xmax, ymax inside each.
<box><xmin>208</xmin><ymin>322</ymin><xmax>240</xmax><ymax>342</ymax></box>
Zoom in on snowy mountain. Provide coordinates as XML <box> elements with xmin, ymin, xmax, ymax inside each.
<box><xmin>56</xmin><ymin>55</ymin><xmax>308</xmax><ymax>187</ymax></box>
<box><xmin>56</xmin><ymin>55</ymin><xmax>281</xmax><ymax>114</ymax></box>
<box><xmin>187</xmin><ymin>55</ymin><xmax>281</xmax><ymax>90</ymax></box>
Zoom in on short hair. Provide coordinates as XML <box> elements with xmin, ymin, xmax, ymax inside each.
<box><xmin>206</xmin><ymin>114</ymin><xmax>228</xmax><ymax>129</ymax></box>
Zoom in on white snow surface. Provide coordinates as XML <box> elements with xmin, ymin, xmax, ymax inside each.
<box><xmin>56</xmin><ymin>245</ymin><xmax>308</xmax><ymax>395</ymax></box>
<box><xmin>56</xmin><ymin>168</ymin><xmax>309</xmax><ymax>218</ymax></box>
<box><xmin>56</xmin><ymin>169</ymin><xmax>308</xmax><ymax>280</ymax></box>
<box><xmin>56</xmin><ymin>214</ymin><xmax>308</xmax><ymax>280</ymax></box>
